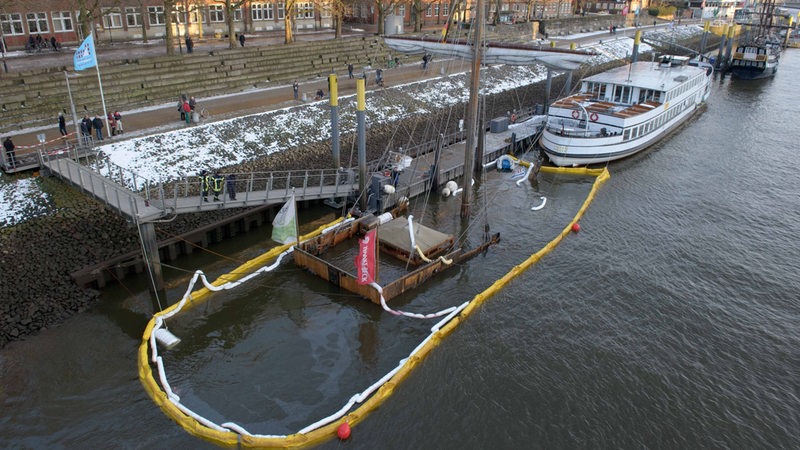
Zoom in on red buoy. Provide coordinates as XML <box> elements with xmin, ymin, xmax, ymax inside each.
<box><xmin>337</xmin><ymin>422</ymin><xmax>351</xmax><ymax>440</ymax></box>
<box><xmin>571</xmin><ymin>223</ymin><xmax>581</xmax><ymax>233</ymax></box>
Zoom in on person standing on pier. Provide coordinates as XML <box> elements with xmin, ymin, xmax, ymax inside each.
<box><xmin>226</xmin><ymin>174</ymin><xmax>237</xmax><ymax>200</ymax></box>
<box><xmin>211</xmin><ymin>171</ymin><xmax>224</xmax><ymax>201</ymax></box>
<box><xmin>293</xmin><ymin>81</ymin><xmax>299</xmax><ymax>100</ymax></box>
<box><xmin>348</xmin><ymin>63</ymin><xmax>354</xmax><ymax>79</ymax></box>
<box><xmin>200</xmin><ymin>170</ymin><xmax>211</xmax><ymax>202</ymax></box>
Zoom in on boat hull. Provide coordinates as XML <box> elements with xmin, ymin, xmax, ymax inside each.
<box><xmin>539</xmin><ymin>58</ymin><xmax>712</xmax><ymax>167</ymax></box>
<box><xmin>540</xmin><ymin>105</ymin><xmax>700</xmax><ymax>166</ymax></box>
<box><xmin>730</xmin><ymin>65</ymin><xmax>778</xmax><ymax>79</ymax></box>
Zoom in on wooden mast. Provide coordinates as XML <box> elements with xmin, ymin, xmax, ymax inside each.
<box><xmin>460</xmin><ymin>0</ymin><xmax>485</xmax><ymax>218</ymax></box>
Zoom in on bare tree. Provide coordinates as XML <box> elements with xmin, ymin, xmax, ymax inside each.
<box><xmin>411</xmin><ymin>0</ymin><xmax>423</xmax><ymax>32</ymax></box>
<box><xmin>374</xmin><ymin>0</ymin><xmax>401</xmax><ymax>35</ymax></box>
<box><xmin>162</xmin><ymin>0</ymin><xmax>178</xmax><ymax>55</ymax></box>
<box><xmin>130</xmin><ymin>0</ymin><xmax>150</xmax><ymax>43</ymax></box>
<box><xmin>210</xmin><ymin>0</ymin><xmax>247</xmax><ymax>48</ymax></box>
<box><xmin>74</xmin><ymin>0</ymin><xmax>104</xmax><ymax>38</ymax></box>
<box><xmin>284</xmin><ymin>0</ymin><xmax>297</xmax><ymax>43</ymax></box>
<box><xmin>491</xmin><ymin>0</ymin><xmax>501</xmax><ymax>25</ymax></box>
<box><xmin>328</xmin><ymin>0</ymin><xmax>347</xmax><ymax>39</ymax></box>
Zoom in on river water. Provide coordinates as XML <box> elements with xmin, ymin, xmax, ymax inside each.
<box><xmin>2</xmin><ymin>51</ymin><xmax>799</xmax><ymax>449</ymax></box>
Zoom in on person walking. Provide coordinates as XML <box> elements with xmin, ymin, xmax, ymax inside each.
<box><xmin>92</xmin><ymin>115</ymin><xmax>104</xmax><ymax>141</ymax></box>
<box><xmin>226</xmin><ymin>174</ymin><xmax>237</xmax><ymax>200</ymax></box>
<box><xmin>113</xmin><ymin>111</ymin><xmax>123</xmax><ymax>134</ymax></box>
<box><xmin>375</xmin><ymin>68</ymin><xmax>383</xmax><ymax>87</ymax></box>
<box><xmin>58</xmin><ymin>112</ymin><xmax>67</xmax><ymax>136</ymax></box>
<box><xmin>347</xmin><ymin>63</ymin><xmax>354</xmax><ymax>79</ymax></box>
<box><xmin>185</xmin><ymin>36</ymin><xmax>194</xmax><ymax>54</ymax></box>
<box><xmin>293</xmin><ymin>81</ymin><xmax>299</xmax><ymax>100</ymax></box>
<box><xmin>3</xmin><ymin>136</ymin><xmax>16</xmax><ymax>167</ymax></box>
<box><xmin>238</xmin><ymin>33</ymin><xmax>246</xmax><ymax>47</ymax></box>
<box><xmin>189</xmin><ymin>96</ymin><xmax>196</xmax><ymax>112</ymax></box>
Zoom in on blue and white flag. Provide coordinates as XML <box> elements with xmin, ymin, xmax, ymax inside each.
<box><xmin>73</xmin><ymin>34</ymin><xmax>97</xmax><ymax>71</ymax></box>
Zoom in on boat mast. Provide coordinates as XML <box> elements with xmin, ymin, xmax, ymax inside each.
<box><xmin>460</xmin><ymin>0</ymin><xmax>485</xmax><ymax>218</ymax></box>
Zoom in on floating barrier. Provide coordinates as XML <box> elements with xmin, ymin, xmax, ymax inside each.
<box><xmin>139</xmin><ymin>167</ymin><xmax>610</xmax><ymax>448</ymax></box>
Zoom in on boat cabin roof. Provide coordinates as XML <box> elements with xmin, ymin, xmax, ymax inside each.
<box><xmin>582</xmin><ymin>60</ymin><xmax>704</xmax><ymax>92</ymax></box>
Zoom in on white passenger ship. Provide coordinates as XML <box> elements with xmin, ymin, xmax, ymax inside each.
<box><xmin>540</xmin><ymin>56</ymin><xmax>713</xmax><ymax>166</ymax></box>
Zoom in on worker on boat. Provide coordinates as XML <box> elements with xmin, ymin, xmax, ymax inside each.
<box><xmin>211</xmin><ymin>171</ymin><xmax>225</xmax><ymax>201</ymax></box>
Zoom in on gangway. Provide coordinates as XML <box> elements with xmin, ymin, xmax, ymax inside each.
<box><xmin>39</xmin><ymin>149</ymin><xmax>361</xmax><ymax>223</ymax></box>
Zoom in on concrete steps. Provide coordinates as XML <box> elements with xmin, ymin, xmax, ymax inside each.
<box><xmin>0</xmin><ymin>35</ymin><xmax>407</xmax><ymax>134</ymax></box>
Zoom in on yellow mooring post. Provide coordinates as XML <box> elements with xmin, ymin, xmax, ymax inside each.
<box><xmin>329</xmin><ymin>73</ymin><xmax>340</xmax><ymax>169</ymax></box>
<box><xmin>356</xmin><ymin>78</ymin><xmax>367</xmax><ymax>211</ymax></box>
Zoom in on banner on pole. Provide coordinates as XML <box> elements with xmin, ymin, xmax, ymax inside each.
<box><xmin>73</xmin><ymin>34</ymin><xmax>97</xmax><ymax>71</ymax></box>
<box><xmin>271</xmin><ymin>194</ymin><xmax>297</xmax><ymax>244</ymax></box>
<box><xmin>355</xmin><ymin>228</ymin><xmax>377</xmax><ymax>285</ymax></box>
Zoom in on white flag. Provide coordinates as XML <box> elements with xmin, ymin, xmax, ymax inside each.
<box><xmin>271</xmin><ymin>194</ymin><xmax>297</xmax><ymax>244</ymax></box>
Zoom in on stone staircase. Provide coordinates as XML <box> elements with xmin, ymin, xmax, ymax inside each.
<box><xmin>0</xmin><ymin>35</ymin><xmax>409</xmax><ymax>134</ymax></box>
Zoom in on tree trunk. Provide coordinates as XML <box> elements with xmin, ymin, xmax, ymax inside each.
<box><xmin>165</xmin><ymin>11</ymin><xmax>175</xmax><ymax>55</ymax></box>
<box><xmin>227</xmin><ymin>2</ymin><xmax>236</xmax><ymax>48</ymax></box>
<box><xmin>335</xmin><ymin>13</ymin><xmax>342</xmax><ymax>39</ymax></box>
<box><xmin>285</xmin><ymin>15</ymin><xmax>294</xmax><ymax>43</ymax></box>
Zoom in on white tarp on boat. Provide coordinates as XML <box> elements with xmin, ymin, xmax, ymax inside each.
<box><xmin>384</xmin><ymin>37</ymin><xmax>593</xmax><ymax>71</ymax></box>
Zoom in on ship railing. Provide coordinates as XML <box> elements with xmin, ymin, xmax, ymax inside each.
<box><xmin>152</xmin><ymin>168</ymin><xmax>358</xmax><ymax>203</ymax></box>
<box><xmin>544</xmin><ymin>118</ymin><xmax>611</xmax><ymax>139</ymax></box>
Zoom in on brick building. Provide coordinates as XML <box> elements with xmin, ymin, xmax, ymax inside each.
<box><xmin>0</xmin><ymin>0</ymin><xmax>334</xmax><ymax>49</ymax></box>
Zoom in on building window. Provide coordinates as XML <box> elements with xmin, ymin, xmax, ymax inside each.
<box><xmin>125</xmin><ymin>8</ymin><xmax>141</xmax><ymax>27</ymax></box>
<box><xmin>434</xmin><ymin>4</ymin><xmax>440</xmax><ymax>16</ymax></box>
<box><xmin>443</xmin><ymin>3</ymin><xmax>449</xmax><ymax>16</ymax></box>
<box><xmin>148</xmin><ymin>6</ymin><xmax>165</xmax><ymax>25</ymax></box>
<box><xmin>277</xmin><ymin>2</ymin><xmax>285</xmax><ymax>20</ymax></box>
<box><xmin>1</xmin><ymin>13</ymin><xmax>24</xmax><ymax>35</ymax></box>
<box><xmin>234</xmin><ymin>7</ymin><xmax>243</xmax><ymax>21</ymax></box>
<box><xmin>208</xmin><ymin>5</ymin><xmax>225</xmax><ymax>22</ymax></box>
<box><xmin>426</xmin><ymin>5</ymin><xmax>433</xmax><ymax>17</ymax></box>
<box><xmin>297</xmin><ymin>2</ymin><xmax>314</xmax><ymax>19</ymax></box>
<box><xmin>398</xmin><ymin>5</ymin><xmax>406</xmax><ymax>17</ymax></box>
<box><xmin>102</xmin><ymin>9</ymin><xmax>123</xmax><ymax>29</ymax></box>
<box><xmin>52</xmin><ymin>11</ymin><xmax>74</xmax><ymax>32</ymax></box>
<box><xmin>252</xmin><ymin>3</ymin><xmax>274</xmax><ymax>20</ymax></box>
<box><xmin>27</xmin><ymin>12</ymin><xmax>49</xmax><ymax>33</ymax></box>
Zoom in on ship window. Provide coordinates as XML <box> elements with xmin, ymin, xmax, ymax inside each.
<box><xmin>623</xmin><ymin>129</ymin><xmax>630</xmax><ymax>140</ymax></box>
<box><xmin>632</xmin><ymin>127</ymin><xmax>639</xmax><ymax>138</ymax></box>
<box><xmin>613</xmin><ymin>85</ymin><xmax>632</xmax><ymax>104</ymax></box>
